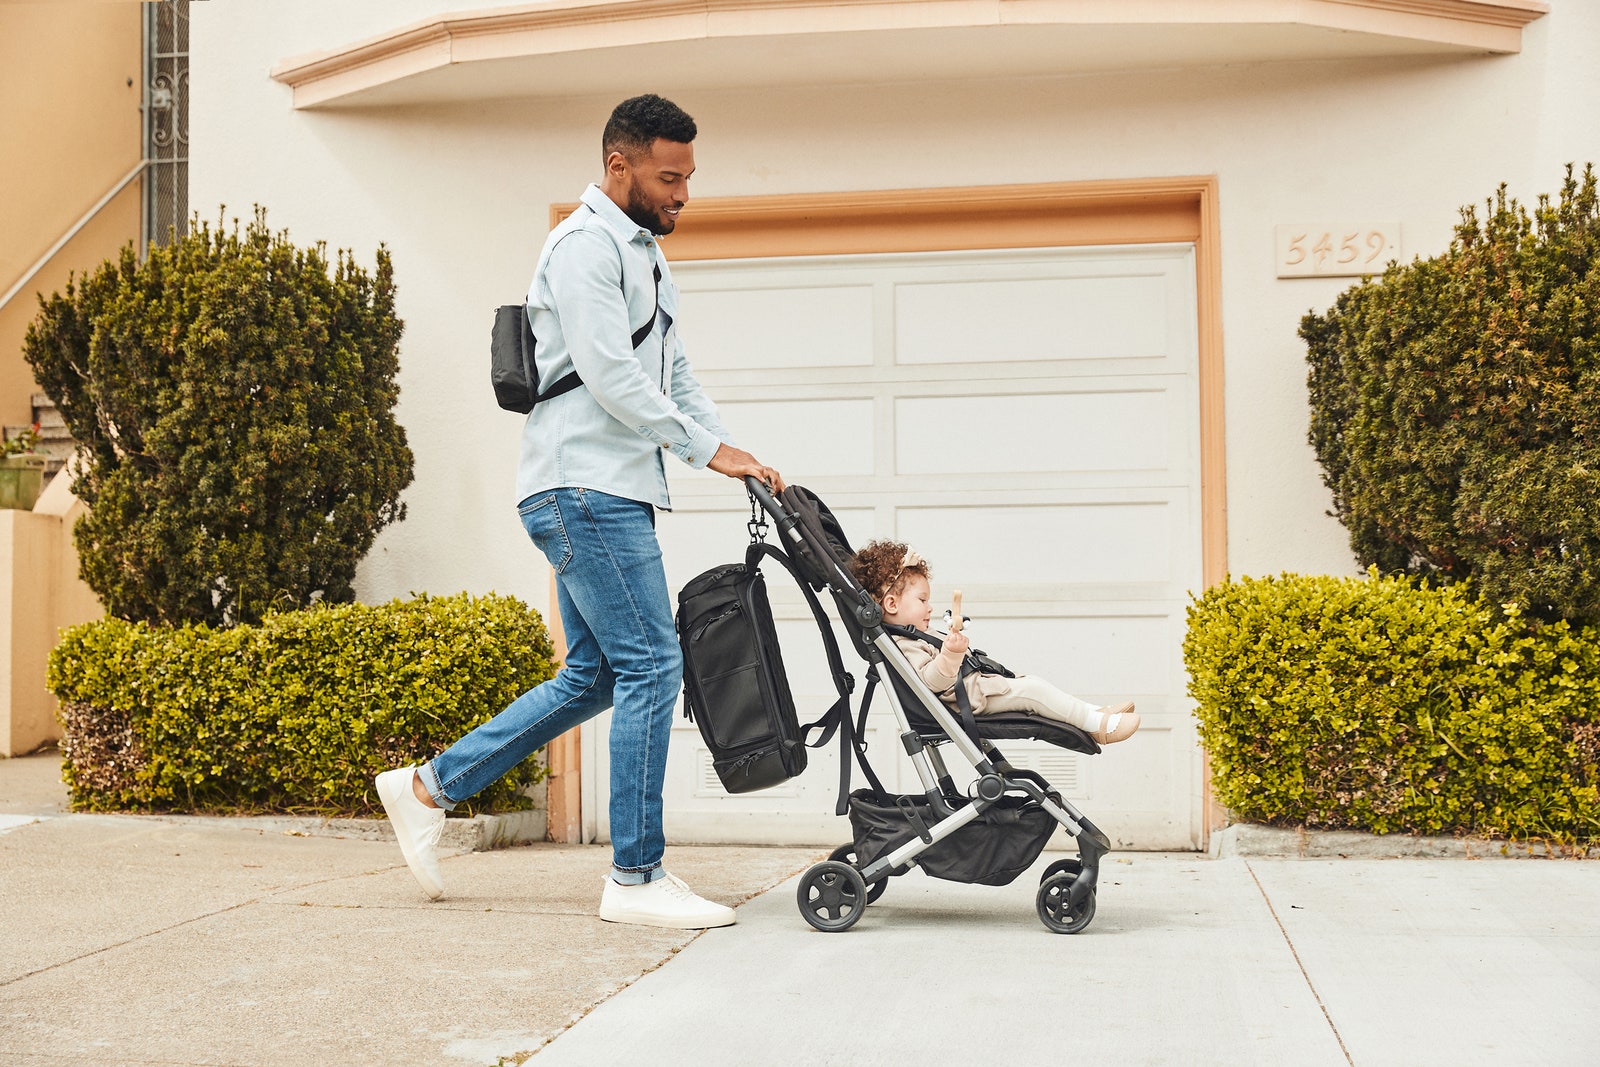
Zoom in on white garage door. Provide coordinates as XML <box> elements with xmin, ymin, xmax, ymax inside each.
<box><xmin>581</xmin><ymin>243</ymin><xmax>1204</xmax><ymax>851</ymax></box>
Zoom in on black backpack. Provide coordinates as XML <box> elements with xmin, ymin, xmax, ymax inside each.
<box><xmin>676</xmin><ymin>542</ymin><xmax>807</xmax><ymax>792</ymax></box>
<box><xmin>676</xmin><ymin>519</ymin><xmax>859</xmax><ymax>796</ymax></box>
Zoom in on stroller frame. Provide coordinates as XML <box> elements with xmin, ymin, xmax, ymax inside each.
<box><xmin>743</xmin><ymin>479</ymin><xmax>1111</xmax><ymax>933</ymax></box>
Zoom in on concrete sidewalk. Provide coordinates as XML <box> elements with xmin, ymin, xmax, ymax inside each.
<box><xmin>3</xmin><ymin>749</ymin><xmax>1597</xmax><ymax>1066</ymax></box>
<box><xmin>540</xmin><ymin>853</ymin><xmax>1599</xmax><ymax>1066</ymax></box>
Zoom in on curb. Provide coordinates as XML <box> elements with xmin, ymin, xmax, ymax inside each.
<box><xmin>40</xmin><ymin>809</ymin><xmax>549</xmax><ymax>853</ymax></box>
<box><xmin>1211</xmin><ymin>823</ymin><xmax>1599</xmax><ymax>861</ymax></box>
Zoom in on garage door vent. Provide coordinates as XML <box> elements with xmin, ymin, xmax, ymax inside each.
<box><xmin>1009</xmin><ymin>750</ymin><xmax>1084</xmax><ymax>799</ymax></box>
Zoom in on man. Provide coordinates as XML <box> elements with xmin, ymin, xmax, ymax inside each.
<box><xmin>376</xmin><ymin>94</ymin><xmax>783</xmax><ymax>929</ymax></box>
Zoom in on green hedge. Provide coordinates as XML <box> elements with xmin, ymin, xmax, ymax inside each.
<box><xmin>24</xmin><ymin>209</ymin><xmax>413</xmax><ymax>629</ymax></box>
<box><xmin>1302</xmin><ymin>167</ymin><xmax>1600</xmax><ymax>625</ymax></box>
<box><xmin>49</xmin><ymin>593</ymin><xmax>556</xmax><ymax>816</ymax></box>
<box><xmin>1185</xmin><ymin>572</ymin><xmax>1600</xmax><ymax>841</ymax></box>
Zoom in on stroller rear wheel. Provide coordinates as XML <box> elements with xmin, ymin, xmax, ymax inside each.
<box><xmin>1037</xmin><ymin>870</ymin><xmax>1096</xmax><ymax>934</ymax></box>
<box><xmin>797</xmin><ymin>860</ymin><xmax>869</xmax><ymax>932</ymax></box>
<box><xmin>827</xmin><ymin>844</ymin><xmax>889</xmax><ymax>904</ymax></box>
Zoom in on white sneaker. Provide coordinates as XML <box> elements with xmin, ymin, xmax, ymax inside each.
<box><xmin>375</xmin><ymin>767</ymin><xmax>446</xmax><ymax>900</ymax></box>
<box><xmin>598</xmin><ymin>872</ymin><xmax>736</xmax><ymax>929</ymax></box>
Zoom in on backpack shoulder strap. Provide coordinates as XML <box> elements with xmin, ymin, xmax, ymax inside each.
<box><xmin>745</xmin><ymin>540</ymin><xmax>854</xmax><ymax>743</ymax></box>
<box><xmin>745</xmin><ymin>540</ymin><xmax>883</xmax><ymax>815</ymax></box>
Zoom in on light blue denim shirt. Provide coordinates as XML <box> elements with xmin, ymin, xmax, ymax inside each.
<box><xmin>516</xmin><ymin>184</ymin><xmax>733</xmax><ymax>510</ymax></box>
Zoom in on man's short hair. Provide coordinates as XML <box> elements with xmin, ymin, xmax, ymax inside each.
<box><xmin>603</xmin><ymin>94</ymin><xmax>697</xmax><ymax>162</ymax></box>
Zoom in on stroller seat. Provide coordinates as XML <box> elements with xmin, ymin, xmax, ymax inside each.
<box><xmin>878</xmin><ymin>667</ymin><xmax>1101</xmax><ymax>755</ymax></box>
<box><xmin>916</xmin><ymin>710</ymin><xmax>1100</xmax><ymax>754</ymax></box>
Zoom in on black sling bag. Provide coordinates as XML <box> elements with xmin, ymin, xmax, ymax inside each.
<box><xmin>491</xmin><ymin>262</ymin><xmax>661</xmax><ymax>414</ymax></box>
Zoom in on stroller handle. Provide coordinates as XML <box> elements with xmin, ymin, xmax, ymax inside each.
<box><xmin>744</xmin><ymin>475</ymin><xmax>792</xmax><ymax>531</ymax></box>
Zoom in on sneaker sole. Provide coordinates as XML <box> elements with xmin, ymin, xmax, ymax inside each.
<box><xmin>376</xmin><ymin>772</ymin><xmax>445</xmax><ymax>901</ymax></box>
<box><xmin>598</xmin><ymin>909</ymin><xmax>736</xmax><ymax>930</ymax></box>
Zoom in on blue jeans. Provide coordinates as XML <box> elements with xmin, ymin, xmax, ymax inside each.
<box><xmin>420</xmin><ymin>488</ymin><xmax>679</xmax><ymax>881</ymax></box>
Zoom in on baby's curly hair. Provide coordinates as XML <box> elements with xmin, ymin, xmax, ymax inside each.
<box><xmin>850</xmin><ymin>539</ymin><xmax>931</xmax><ymax>602</ymax></box>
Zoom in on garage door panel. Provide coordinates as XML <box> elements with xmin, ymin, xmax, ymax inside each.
<box><xmin>895</xmin><ymin>501</ymin><xmax>1179</xmax><ymax>588</ymax></box>
<box><xmin>895</xmin><ymin>391</ymin><xmax>1175</xmax><ymax>475</ymax></box>
<box><xmin>958</xmin><ymin>614</ymin><xmax>1174</xmax><ymax>699</ymax></box>
<box><xmin>663</xmin><ymin>718</ymin><xmax>914</xmax><ymax>844</ymax></box>
<box><xmin>715</xmin><ymin>398</ymin><xmax>875</xmax><ymax>478</ymax></box>
<box><xmin>679</xmin><ymin>283</ymin><xmax>875</xmax><ymax>371</ymax></box>
<box><xmin>658</xmin><ymin>506</ymin><xmax>875</xmax><ymax>598</ymax></box>
<box><xmin>895</xmin><ymin>273</ymin><xmax>1172</xmax><ymax>364</ymax></box>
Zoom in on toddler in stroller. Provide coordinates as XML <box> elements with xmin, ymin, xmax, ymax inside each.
<box><xmin>850</xmin><ymin>539</ymin><xmax>1140</xmax><ymax>745</ymax></box>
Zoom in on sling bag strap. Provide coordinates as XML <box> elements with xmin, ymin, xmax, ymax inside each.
<box><xmin>535</xmin><ymin>261</ymin><xmax>662</xmax><ymax>404</ymax></box>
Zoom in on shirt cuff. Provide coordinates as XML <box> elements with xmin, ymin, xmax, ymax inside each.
<box><xmin>664</xmin><ymin>421</ymin><xmax>723</xmax><ymax>470</ymax></box>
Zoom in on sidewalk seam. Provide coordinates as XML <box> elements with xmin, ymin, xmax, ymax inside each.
<box><xmin>0</xmin><ymin>868</ymin><xmax>386</xmax><ymax>991</ymax></box>
<box><xmin>1245</xmin><ymin>859</ymin><xmax>1354</xmax><ymax>1067</ymax></box>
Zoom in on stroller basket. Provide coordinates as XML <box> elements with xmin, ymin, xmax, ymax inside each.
<box><xmin>848</xmin><ymin>789</ymin><xmax>1058</xmax><ymax>887</ymax></box>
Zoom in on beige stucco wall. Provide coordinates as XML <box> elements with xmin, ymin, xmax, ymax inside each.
<box><xmin>187</xmin><ymin>3</ymin><xmax>1599</xmax><ymax>606</ymax></box>
<box><xmin>0</xmin><ymin>470</ymin><xmax>101</xmax><ymax>756</ymax></box>
<box><xmin>0</xmin><ymin>0</ymin><xmax>143</xmax><ymax>429</ymax></box>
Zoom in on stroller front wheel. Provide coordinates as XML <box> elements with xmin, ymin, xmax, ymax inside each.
<box><xmin>827</xmin><ymin>844</ymin><xmax>889</xmax><ymax>904</ymax></box>
<box><xmin>1039</xmin><ymin>857</ymin><xmax>1084</xmax><ymax>885</ymax></box>
<box><xmin>1037</xmin><ymin>870</ymin><xmax>1096</xmax><ymax>934</ymax></box>
<box><xmin>798</xmin><ymin>860</ymin><xmax>869</xmax><ymax>932</ymax></box>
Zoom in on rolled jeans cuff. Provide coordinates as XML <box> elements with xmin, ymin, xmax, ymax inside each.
<box><xmin>417</xmin><ymin>760</ymin><xmax>457</xmax><ymax>811</ymax></box>
<box><xmin>611</xmin><ymin>864</ymin><xmax>664</xmax><ymax>885</ymax></box>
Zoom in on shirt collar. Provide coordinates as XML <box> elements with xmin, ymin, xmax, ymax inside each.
<box><xmin>580</xmin><ymin>184</ymin><xmax>654</xmax><ymax>246</ymax></box>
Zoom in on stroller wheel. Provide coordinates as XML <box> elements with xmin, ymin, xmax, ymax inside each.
<box><xmin>797</xmin><ymin>860</ymin><xmax>869</xmax><ymax>932</ymax></box>
<box><xmin>827</xmin><ymin>844</ymin><xmax>888</xmax><ymax>904</ymax></box>
<box><xmin>1039</xmin><ymin>857</ymin><xmax>1084</xmax><ymax>885</ymax></box>
<box><xmin>1037</xmin><ymin>870</ymin><xmax>1096</xmax><ymax>934</ymax></box>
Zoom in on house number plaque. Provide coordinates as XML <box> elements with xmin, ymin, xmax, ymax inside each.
<box><xmin>1275</xmin><ymin>224</ymin><xmax>1401</xmax><ymax>278</ymax></box>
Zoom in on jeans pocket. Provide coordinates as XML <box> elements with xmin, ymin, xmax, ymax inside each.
<box><xmin>575</xmin><ymin>486</ymin><xmax>656</xmax><ymax>530</ymax></box>
<box><xmin>519</xmin><ymin>493</ymin><xmax>573</xmax><ymax>573</ymax></box>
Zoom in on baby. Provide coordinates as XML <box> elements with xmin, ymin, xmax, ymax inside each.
<box><xmin>850</xmin><ymin>539</ymin><xmax>1140</xmax><ymax>745</ymax></box>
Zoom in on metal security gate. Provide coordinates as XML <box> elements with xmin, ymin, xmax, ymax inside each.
<box><xmin>143</xmin><ymin>0</ymin><xmax>189</xmax><ymax>248</ymax></box>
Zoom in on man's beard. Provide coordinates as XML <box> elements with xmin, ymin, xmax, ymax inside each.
<box><xmin>624</xmin><ymin>182</ymin><xmax>674</xmax><ymax>236</ymax></box>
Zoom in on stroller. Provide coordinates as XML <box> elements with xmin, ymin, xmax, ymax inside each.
<box><xmin>739</xmin><ymin>478</ymin><xmax>1112</xmax><ymax>934</ymax></box>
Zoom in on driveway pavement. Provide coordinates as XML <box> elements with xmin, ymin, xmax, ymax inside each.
<box><xmin>2</xmin><ymin>749</ymin><xmax>1595</xmax><ymax>1066</ymax></box>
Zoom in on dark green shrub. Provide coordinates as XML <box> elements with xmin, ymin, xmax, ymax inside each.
<box><xmin>1185</xmin><ymin>572</ymin><xmax>1600</xmax><ymax>841</ymax></box>
<box><xmin>23</xmin><ymin>208</ymin><xmax>413</xmax><ymax>627</ymax></box>
<box><xmin>1303</xmin><ymin>166</ymin><xmax>1600</xmax><ymax>624</ymax></box>
<box><xmin>49</xmin><ymin>593</ymin><xmax>554</xmax><ymax>816</ymax></box>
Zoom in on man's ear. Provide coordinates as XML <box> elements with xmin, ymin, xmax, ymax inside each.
<box><xmin>604</xmin><ymin>150</ymin><xmax>630</xmax><ymax>180</ymax></box>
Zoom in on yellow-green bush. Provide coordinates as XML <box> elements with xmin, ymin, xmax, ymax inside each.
<box><xmin>49</xmin><ymin>593</ymin><xmax>555</xmax><ymax>816</ymax></box>
<box><xmin>1185</xmin><ymin>572</ymin><xmax>1600</xmax><ymax>840</ymax></box>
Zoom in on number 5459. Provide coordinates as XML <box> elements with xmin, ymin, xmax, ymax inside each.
<box><xmin>1276</xmin><ymin>225</ymin><xmax>1399</xmax><ymax>278</ymax></box>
